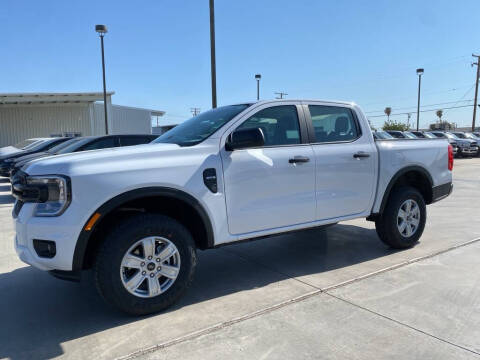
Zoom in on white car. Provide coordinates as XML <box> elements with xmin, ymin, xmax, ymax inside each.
<box><xmin>12</xmin><ymin>99</ymin><xmax>453</xmax><ymax>315</ymax></box>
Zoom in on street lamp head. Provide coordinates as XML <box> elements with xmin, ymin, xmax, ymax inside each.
<box><xmin>416</xmin><ymin>68</ymin><xmax>424</xmax><ymax>75</ymax></box>
<box><xmin>255</xmin><ymin>74</ymin><xmax>261</xmax><ymax>80</ymax></box>
<box><xmin>95</xmin><ymin>24</ymin><xmax>108</xmax><ymax>35</ymax></box>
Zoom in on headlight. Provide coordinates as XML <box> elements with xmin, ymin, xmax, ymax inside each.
<box><xmin>26</xmin><ymin>176</ymin><xmax>71</xmax><ymax>216</ymax></box>
<box><xmin>4</xmin><ymin>158</ymin><xmax>14</xmax><ymax>163</ymax></box>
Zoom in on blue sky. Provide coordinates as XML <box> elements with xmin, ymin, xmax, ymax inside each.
<box><xmin>1</xmin><ymin>0</ymin><xmax>479</xmax><ymax>129</ymax></box>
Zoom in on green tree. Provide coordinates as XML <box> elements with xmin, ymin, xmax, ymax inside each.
<box><xmin>382</xmin><ymin>119</ymin><xmax>409</xmax><ymax>131</ymax></box>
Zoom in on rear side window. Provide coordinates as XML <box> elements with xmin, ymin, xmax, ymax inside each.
<box><xmin>236</xmin><ymin>105</ymin><xmax>301</xmax><ymax>146</ymax></box>
<box><xmin>119</xmin><ymin>136</ymin><xmax>153</xmax><ymax>146</ymax></box>
<box><xmin>81</xmin><ymin>137</ymin><xmax>117</xmax><ymax>151</ymax></box>
<box><xmin>308</xmin><ymin>105</ymin><xmax>359</xmax><ymax>143</ymax></box>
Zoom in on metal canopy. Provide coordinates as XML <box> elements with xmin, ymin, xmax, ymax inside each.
<box><xmin>0</xmin><ymin>92</ymin><xmax>115</xmax><ymax>105</ymax></box>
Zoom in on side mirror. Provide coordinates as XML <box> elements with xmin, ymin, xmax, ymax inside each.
<box><xmin>225</xmin><ymin>127</ymin><xmax>265</xmax><ymax>151</ymax></box>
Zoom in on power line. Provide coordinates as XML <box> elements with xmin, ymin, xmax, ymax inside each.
<box><xmin>364</xmin><ymin>99</ymin><xmax>474</xmax><ymax>114</ymax></box>
<box><xmin>361</xmin><ymin>84</ymin><xmax>474</xmax><ymax>106</ymax></box>
<box><xmin>367</xmin><ymin>104</ymin><xmax>474</xmax><ymax>118</ymax></box>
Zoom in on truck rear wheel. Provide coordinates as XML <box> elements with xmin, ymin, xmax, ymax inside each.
<box><xmin>375</xmin><ymin>186</ymin><xmax>426</xmax><ymax>249</ymax></box>
<box><xmin>94</xmin><ymin>213</ymin><xmax>197</xmax><ymax>315</ymax></box>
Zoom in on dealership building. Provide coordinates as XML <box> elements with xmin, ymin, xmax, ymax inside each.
<box><xmin>0</xmin><ymin>92</ymin><xmax>165</xmax><ymax>147</ymax></box>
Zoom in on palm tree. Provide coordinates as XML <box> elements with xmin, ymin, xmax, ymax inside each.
<box><xmin>384</xmin><ymin>107</ymin><xmax>392</xmax><ymax>121</ymax></box>
<box><xmin>436</xmin><ymin>109</ymin><xmax>443</xmax><ymax>122</ymax></box>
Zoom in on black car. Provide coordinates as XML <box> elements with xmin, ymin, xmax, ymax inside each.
<box><xmin>0</xmin><ymin>137</ymin><xmax>71</xmax><ymax>177</ymax></box>
<box><xmin>9</xmin><ymin>134</ymin><xmax>158</xmax><ymax>178</ymax></box>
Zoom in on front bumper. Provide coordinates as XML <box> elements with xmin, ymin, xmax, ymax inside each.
<box><xmin>13</xmin><ymin>201</ymin><xmax>84</xmax><ymax>271</ymax></box>
<box><xmin>459</xmin><ymin>146</ymin><xmax>478</xmax><ymax>155</ymax></box>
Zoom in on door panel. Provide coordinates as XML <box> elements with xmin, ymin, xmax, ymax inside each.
<box><xmin>312</xmin><ymin>142</ymin><xmax>375</xmax><ymax>219</ymax></box>
<box><xmin>221</xmin><ymin>104</ymin><xmax>316</xmax><ymax>235</ymax></box>
<box><xmin>222</xmin><ymin>146</ymin><xmax>316</xmax><ymax>234</ymax></box>
<box><xmin>306</xmin><ymin>104</ymin><xmax>376</xmax><ymax>220</ymax></box>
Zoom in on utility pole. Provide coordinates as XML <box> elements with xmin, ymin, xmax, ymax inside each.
<box><xmin>472</xmin><ymin>54</ymin><xmax>480</xmax><ymax>131</ymax></box>
<box><xmin>209</xmin><ymin>0</ymin><xmax>217</xmax><ymax>108</ymax></box>
<box><xmin>190</xmin><ymin>107</ymin><xmax>201</xmax><ymax>116</ymax></box>
<box><xmin>407</xmin><ymin>113</ymin><xmax>411</xmax><ymax>129</ymax></box>
<box><xmin>275</xmin><ymin>92</ymin><xmax>288</xmax><ymax>99</ymax></box>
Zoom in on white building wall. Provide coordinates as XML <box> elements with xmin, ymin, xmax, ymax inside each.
<box><xmin>0</xmin><ymin>104</ymin><xmax>91</xmax><ymax>147</ymax></box>
<box><xmin>93</xmin><ymin>103</ymin><xmax>152</xmax><ymax>134</ymax></box>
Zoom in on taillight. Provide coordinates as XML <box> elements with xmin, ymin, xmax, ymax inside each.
<box><xmin>448</xmin><ymin>144</ymin><xmax>454</xmax><ymax>171</ymax></box>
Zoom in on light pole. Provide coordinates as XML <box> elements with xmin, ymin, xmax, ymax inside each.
<box><xmin>209</xmin><ymin>0</ymin><xmax>217</xmax><ymax>108</ymax></box>
<box><xmin>255</xmin><ymin>74</ymin><xmax>261</xmax><ymax>100</ymax></box>
<box><xmin>416</xmin><ymin>68</ymin><xmax>424</xmax><ymax>131</ymax></box>
<box><xmin>95</xmin><ymin>24</ymin><xmax>109</xmax><ymax>134</ymax></box>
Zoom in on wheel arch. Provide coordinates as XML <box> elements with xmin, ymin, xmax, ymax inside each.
<box><xmin>378</xmin><ymin>165</ymin><xmax>433</xmax><ymax>215</ymax></box>
<box><xmin>72</xmin><ymin>187</ymin><xmax>214</xmax><ymax>271</ymax></box>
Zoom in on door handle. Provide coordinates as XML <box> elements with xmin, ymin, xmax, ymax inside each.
<box><xmin>289</xmin><ymin>156</ymin><xmax>310</xmax><ymax>164</ymax></box>
<box><xmin>353</xmin><ymin>152</ymin><xmax>370</xmax><ymax>159</ymax></box>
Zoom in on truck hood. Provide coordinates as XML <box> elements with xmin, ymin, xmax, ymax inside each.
<box><xmin>0</xmin><ymin>146</ymin><xmax>24</xmax><ymax>159</ymax></box>
<box><xmin>24</xmin><ymin>143</ymin><xmax>183</xmax><ymax>176</ymax></box>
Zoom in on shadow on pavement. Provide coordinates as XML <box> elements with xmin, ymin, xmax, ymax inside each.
<box><xmin>0</xmin><ymin>224</ymin><xmax>395</xmax><ymax>359</ymax></box>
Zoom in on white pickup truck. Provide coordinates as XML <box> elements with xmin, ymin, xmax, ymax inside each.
<box><xmin>12</xmin><ymin>99</ymin><xmax>453</xmax><ymax>315</ymax></box>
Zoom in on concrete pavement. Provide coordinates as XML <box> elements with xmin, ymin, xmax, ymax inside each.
<box><xmin>0</xmin><ymin>158</ymin><xmax>479</xmax><ymax>359</ymax></box>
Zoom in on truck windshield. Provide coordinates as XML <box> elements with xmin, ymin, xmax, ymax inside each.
<box><xmin>154</xmin><ymin>104</ymin><xmax>251</xmax><ymax>146</ymax></box>
<box><xmin>423</xmin><ymin>132</ymin><xmax>436</xmax><ymax>138</ymax></box>
<box><xmin>14</xmin><ymin>139</ymin><xmax>39</xmax><ymax>149</ymax></box>
<box><xmin>47</xmin><ymin>138</ymin><xmax>81</xmax><ymax>154</ymax></box>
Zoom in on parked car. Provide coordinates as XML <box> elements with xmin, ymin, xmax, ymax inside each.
<box><xmin>11</xmin><ymin>99</ymin><xmax>453</xmax><ymax>315</ymax></box>
<box><xmin>0</xmin><ymin>137</ymin><xmax>71</xmax><ymax>177</ymax></box>
<box><xmin>431</xmin><ymin>131</ymin><xmax>477</xmax><ymax>157</ymax></box>
<box><xmin>385</xmin><ymin>130</ymin><xmax>416</xmax><ymax>139</ymax></box>
<box><xmin>452</xmin><ymin>132</ymin><xmax>480</xmax><ymax>156</ymax></box>
<box><xmin>9</xmin><ymin>134</ymin><xmax>158</xmax><ymax>178</ymax></box>
<box><xmin>385</xmin><ymin>130</ymin><xmax>407</xmax><ymax>139</ymax></box>
<box><xmin>372</xmin><ymin>131</ymin><xmax>394</xmax><ymax>140</ymax></box>
<box><xmin>411</xmin><ymin>131</ymin><xmax>436</xmax><ymax>139</ymax></box>
<box><xmin>411</xmin><ymin>131</ymin><xmax>458</xmax><ymax>155</ymax></box>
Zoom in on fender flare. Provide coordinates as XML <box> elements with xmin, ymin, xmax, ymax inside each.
<box><xmin>378</xmin><ymin>165</ymin><xmax>433</xmax><ymax>214</ymax></box>
<box><xmin>72</xmin><ymin>187</ymin><xmax>214</xmax><ymax>271</ymax></box>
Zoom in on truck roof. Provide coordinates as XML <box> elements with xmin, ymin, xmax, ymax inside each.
<box><xmin>231</xmin><ymin>99</ymin><xmax>357</xmax><ymax>107</ymax></box>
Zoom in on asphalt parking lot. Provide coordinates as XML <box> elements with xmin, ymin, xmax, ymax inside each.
<box><xmin>0</xmin><ymin>158</ymin><xmax>479</xmax><ymax>360</ymax></box>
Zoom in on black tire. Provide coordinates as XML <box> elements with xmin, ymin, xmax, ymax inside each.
<box><xmin>375</xmin><ymin>186</ymin><xmax>426</xmax><ymax>249</ymax></box>
<box><xmin>94</xmin><ymin>213</ymin><xmax>197</xmax><ymax>315</ymax></box>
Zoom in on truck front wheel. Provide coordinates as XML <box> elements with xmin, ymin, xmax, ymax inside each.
<box><xmin>94</xmin><ymin>213</ymin><xmax>197</xmax><ymax>315</ymax></box>
<box><xmin>375</xmin><ymin>186</ymin><xmax>426</xmax><ymax>249</ymax></box>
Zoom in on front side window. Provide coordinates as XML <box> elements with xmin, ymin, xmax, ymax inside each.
<box><xmin>308</xmin><ymin>105</ymin><xmax>359</xmax><ymax>143</ymax></box>
<box><xmin>154</xmin><ymin>104</ymin><xmax>250</xmax><ymax>147</ymax></box>
<box><xmin>236</xmin><ymin>105</ymin><xmax>301</xmax><ymax>146</ymax></box>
